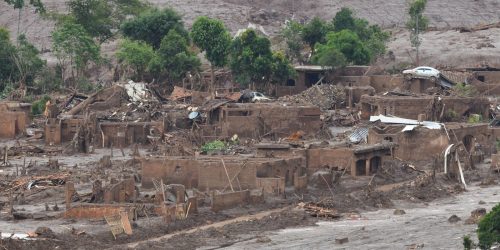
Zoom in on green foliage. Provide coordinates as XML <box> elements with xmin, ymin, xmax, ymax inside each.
<box><xmin>34</xmin><ymin>67</ymin><xmax>62</xmax><ymax>93</ymax></box>
<box><xmin>121</xmin><ymin>7</ymin><xmax>189</xmax><ymax>49</ymax></box>
<box><xmin>229</xmin><ymin>29</ymin><xmax>274</xmax><ymax>86</ymax></box>
<box><xmin>0</xmin><ymin>28</ymin><xmax>45</xmax><ymax>92</ymax></box>
<box><xmin>191</xmin><ymin>16</ymin><xmax>231</xmax><ymax>68</ymax></box>
<box><xmin>332</xmin><ymin>8</ymin><xmax>390</xmax><ymax>60</ymax></box>
<box><xmin>468</xmin><ymin>114</ymin><xmax>482</xmax><ymax>124</ymax></box>
<box><xmin>333</xmin><ymin>8</ymin><xmax>356</xmax><ymax>32</ymax></box>
<box><xmin>3</xmin><ymin>0</ymin><xmax>45</xmax><ymax>13</ymax></box>
<box><xmin>407</xmin><ymin>0</ymin><xmax>428</xmax><ymax>49</ymax></box>
<box><xmin>320</xmin><ymin>30</ymin><xmax>371</xmax><ymax>65</ymax></box>
<box><xmin>0</xmin><ymin>28</ymin><xmax>17</xmax><ymax>89</ymax></box>
<box><xmin>477</xmin><ymin>203</ymin><xmax>500</xmax><ymax>249</ymax></box>
<box><xmin>31</xmin><ymin>95</ymin><xmax>50</xmax><ymax>115</ymax></box>
<box><xmin>271</xmin><ymin>52</ymin><xmax>296</xmax><ymax>84</ymax></box>
<box><xmin>311</xmin><ymin>44</ymin><xmax>347</xmax><ymax>69</ymax></box>
<box><xmin>52</xmin><ymin>21</ymin><xmax>100</xmax><ymax>80</ymax></box>
<box><xmin>201</xmin><ymin>140</ymin><xmax>226</xmax><ymax>153</ymax></box>
<box><xmin>68</xmin><ymin>0</ymin><xmax>114</xmax><ymax>42</ymax></box>
<box><xmin>281</xmin><ymin>20</ymin><xmax>304</xmax><ymax>62</ymax></box>
<box><xmin>154</xmin><ymin>30</ymin><xmax>200</xmax><ymax>83</ymax></box>
<box><xmin>12</xmin><ymin>34</ymin><xmax>46</xmax><ymax>86</ymax></box>
<box><xmin>496</xmin><ymin>139</ymin><xmax>500</xmax><ymax>151</ymax></box>
<box><xmin>302</xmin><ymin>17</ymin><xmax>328</xmax><ymax>53</ymax></box>
<box><xmin>116</xmin><ymin>39</ymin><xmax>155</xmax><ymax>80</ymax></box>
<box><xmin>451</xmin><ymin>83</ymin><xmax>478</xmax><ymax>97</ymax></box>
<box><xmin>463</xmin><ymin>235</ymin><xmax>473</xmax><ymax>250</ymax></box>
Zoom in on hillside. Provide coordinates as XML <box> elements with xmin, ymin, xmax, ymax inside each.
<box><xmin>1</xmin><ymin>0</ymin><xmax>500</xmax><ymax>69</ymax></box>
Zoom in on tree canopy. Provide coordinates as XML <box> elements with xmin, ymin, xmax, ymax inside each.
<box><xmin>52</xmin><ymin>22</ymin><xmax>100</xmax><ymax>81</ymax></box>
<box><xmin>116</xmin><ymin>39</ymin><xmax>155</xmax><ymax>81</ymax></box>
<box><xmin>301</xmin><ymin>17</ymin><xmax>328</xmax><ymax>53</ymax></box>
<box><xmin>121</xmin><ymin>7</ymin><xmax>189</xmax><ymax>49</ymax></box>
<box><xmin>191</xmin><ymin>16</ymin><xmax>231</xmax><ymax>68</ymax></box>
<box><xmin>3</xmin><ymin>0</ymin><xmax>45</xmax><ymax>12</ymax></box>
<box><xmin>151</xmin><ymin>30</ymin><xmax>200</xmax><ymax>83</ymax></box>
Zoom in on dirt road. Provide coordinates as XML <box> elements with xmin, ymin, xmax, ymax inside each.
<box><xmin>226</xmin><ymin>184</ymin><xmax>500</xmax><ymax>249</ymax></box>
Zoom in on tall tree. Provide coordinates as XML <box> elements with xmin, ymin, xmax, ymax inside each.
<box><xmin>68</xmin><ymin>0</ymin><xmax>114</xmax><ymax>42</ymax></box>
<box><xmin>11</xmin><ymin>34</ymin><xmax>45</xmax><ymax>89</ymax></box>
<box><xmin>332</xmin><ymin>7</ymin><xmax>356</xmax><ymax>32</ymax></box>
<box><xmin>3</xmin><ymin>0</ymin><xmax>45</xmax><ymax>44</ymax></box>
<box><xmin>281</xmin><ymin>20</ymin><xmax>304</xmax><ymax>63</ymax></box>
<box><xmin>52</xmin><ymin>22</ymin><xmax>100</xmax><ymax>85</ymax></box>
<box><xmin>0</xmin><ymin>28</ymin><xmax>18</xmax><ymax>89</ymax></box>
<box><xmin>229</xmin><ymin>29</ymin><xmax>274</xmax><ymax>88</ymax></box>
<box><xmin>191</xmin><ymin>16</ymin><xmax>231</xmax><ymax>93</ymax></box>
<box><xmin>121</xmin><ymin>7</ymin><xmax>188</xmax><ymax>49</ymax></box>
<box><xmin>302</xmin><ymin>17</ymin><xmax>328</xmax><ymax>54</ymax></box>
<box><xmin>407</xmin><ymin>0</ymin><xmax>428</xmax><ymax>65</ymax></box>
<box><xmin>150</xmin><ymin>30</ymin><xmax>200</xmax><ymax>83</ymax></box>
<box><xmin>116</xmin><ymin>39</ymin><xmax>155</xmax><ymax>81</ymax></box>
<box><xmin>314</xmin><ymin>30</ymin><xmax>371</xmax><ymax>65</ymax></box>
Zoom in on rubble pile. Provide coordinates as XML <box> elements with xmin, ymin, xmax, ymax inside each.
<box><xmin>278</xmin><ymin>84</ymin><xmax>346</xmax><ymax>110</ymax></box>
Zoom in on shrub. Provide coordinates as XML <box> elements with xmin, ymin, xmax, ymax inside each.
<box><xmin>31</xmin><ymin>95</ymin><xmax>51</xmax><ymax>116</ymax></box>
<box><xmin>477</xmin><ymin>203</ymin><xmax>500</xmax><ymax>249</ymax></box>
<box><xmin>201</xmin><ymin>140</ymin><xmax>226</xmax><ymax>153</ymax></box>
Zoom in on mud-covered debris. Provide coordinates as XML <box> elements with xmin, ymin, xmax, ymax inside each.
<box><xmin>465</xmin><ymin>208</ymin><xmax>487</xmax><ymax>224</ymax></box>
<box><xmin>448</xmin><ymin>214</ymin><xmax>461</xmax><ymax>223</ymax></box>
<box><xmin>478</xmin><ymin>200</ymin><xmax>486</xmax><ymax>205</ymax></box>
<box><xmin>393</xmin><ymin>209</ymin><xmax>406</xmax><ymax>215</ymax></box>
<box><xmin>34</xmin><ymin>227</ymin><xmax>55</xmax><ymax>239</ymax></box>
<box><xmin>256</xmin><ymin>236</ymin><xmax>272</xmax><ymax>243</ymax></box>
<box><xmin>278</xmin><ymin>84</ymin><xmax>346</xmax><ymax>110</ymax></box>
<box><xmin>298</xmin><ymin>202</ymin><xmax>341</xmax><ymax>218</ymax></box>
<box><xmin>335</xmin><ymin>237</ymin><xmax>349</xmax><ymax>244</ymax></box>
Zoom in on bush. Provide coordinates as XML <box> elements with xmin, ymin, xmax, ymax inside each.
<box><xmin>463</xmin><ymin>235</ymin><xmax>473</xmax><ymax>250</ymax></box>
<box><xmin>201</xmin><ymin>140</ymin><xmax>226</xmax><ymax>153</ymax></box>
<box><xmin>468</xmin><ymin>114</ymin><xmax>482</xmax><ymax>124</ymax></box>
<box><xmin>31</xmin><ymin>95</ymin><xmax>51</xmax><ymax>116</ymax></box>
<box><xmin>477</xmin><ymin>203</ymin><xmax>500</xmax><ymax>249</ymax></box>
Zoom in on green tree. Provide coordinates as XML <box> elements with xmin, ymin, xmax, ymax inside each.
<box><xmin>332</xmin><ymin>8</ymin><xmax>389</xmax><ymax>60</ymax></box>
<box><xmin>311</xmin><ymin>44</ymin><xmax>347</xmax><ymax>69</ymax></box>
<box><xmin>407</xmin><ymin>0</ymin><xmax>428</xmax><ymax>65</ymax></box>
<box><xmin>333</xmin><ymin>7</ymin><xmax>356</xmax><ymax>32</ymax></box>
<box><xmin>302</xmin><ymin>17</ymin><xmax>328</xmax><ymax>54</ymax></box>
<box><xmin>52</xmin><ymin>21</ymin><xmax>100</xmax><ymax>85</ymax></box>
<box><xmin>281</xmin><ymin>20</ymin><xmax>304</xmax><ymax>63</ymax></box>
<box><xmin>271</xmin><ymin>51</ymin><xmax>296</xmax><ymax>84</ymax></box>
<box><xmin>0</xmin><ymin>28</ymin><xmax>17</xmax><ymax>90</ymax></box>
<box><xmin>229</xmin><ymin>29</ymin><xmax>274</xmax><ymax>88</ymax></box>
<box><xmin>478</xmin><ymin>203</ymin><xmax>500</xmax><ymax>249</ymax></box>
<box><xmin>11</xmin><ymin>34</ymin><xmax>45</xmax><ymax>88</ymax></box>
<box><xmin>116</xmin><ymin>39</ymin><xmax>155</xmax><ymax>81</ymax></box>
<box><xmin>68</xmin><ymin>0</ymin><xmax>114</xmax><ymax>42</ymax></box>
<box><xmin>321</xmin><ymin>30</ymin><xmax>371</xmax><ymax>65</ymax></box>
<box><xmin>67</xmin><ymin>0</ymin><xmax>148</xmax><ymax>42</ymax></box>
<box><xmin>3</xmin><ymin>0</ymin><xmax>44</xmax><ymax>12</ymax></box>
<box><xmin>191</xmin><ymin>16</ymin><xmax>231</xmax><ymax>92</ymax></box>
<box><xmin>121</xmin><ymin>7</ymin><xmax>189</xmax><ymax>49</ymax></box>
<box><xmin>152</xmin><ymin>30</ymin><xmax>200</xmax><ymax>83</ymax></box>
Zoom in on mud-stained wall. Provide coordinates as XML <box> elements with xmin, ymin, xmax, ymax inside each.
<box><xmin>217</xmin><ymin>104</ymin><xmax>321</xmax><ymax>138</ymax></box>
<box><xmin>141</xmin><ymin>157</ymin><xmax>304</xmax><ymax>191</ymax></box>
<box><xmin>307</xmin><ymin>148</ymin><xmax>353</xmax><ymax>173</ymax></box>
<box><xmin>0</xmin><ymin>102</ymin><xmax>30</xmax><ymax>138</ymax></box>
<box><xmin>256</xmin><ymin>177</ymin><xmax>285</xmax><ymax>194</ymax></box>
<box><xmin>211</xmin><ymin>190</ymin><xmax>250</xmax><ymax>212</ymax></box>
<box><xmin>64</xmin><ymin>205</ymin><xmax>134</xmax><ymax>219</ymax></box>
<box><xmin>360</xmin><ymin>95</ymin><xmax>490</xmax><ymax>120</ymax></box>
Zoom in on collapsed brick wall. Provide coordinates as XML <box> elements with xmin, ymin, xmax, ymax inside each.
<box><xmin>360</xmin><ymin>95</ymin><xmax>490</xmax><ymax>120</ymax></box>
<box><xmin>256</xmin><ymin>177</ymin><xmax>285</xmax><ymax>195</ymax></box>
<box><xmin>141</xmin><ymin>157</ymin><xmax>304</xmax><ymax>191</ymax></box>
<box><xmin>211</xmin><ymin>190</ymin><xmax>250</xmax><ymax>212</ymax></box>
<box><xmin>293</xmin><ymin>172</ymin><xmax>308</xmax><ymax>191</ymax></box>
<box><xmin>64</xmin><ymin>204</ymin><xmax>134</xmax><ymax>219</ymax></box>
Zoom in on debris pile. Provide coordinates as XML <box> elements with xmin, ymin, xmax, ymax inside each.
<box><xmin>298</xmin><ymin>201</ymin><xmax>341</xmax><ymax>218</ymax></box>
<box><xmin>278</xmin><ymin>84</ymin><xmax>346</xmax><ymax>110</ymax></box>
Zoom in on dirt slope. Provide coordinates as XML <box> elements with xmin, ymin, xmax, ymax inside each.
<box><xmin>1</xmin><ymin>0</ymin><xmax>500</xmax><ymax>69</ymax></box>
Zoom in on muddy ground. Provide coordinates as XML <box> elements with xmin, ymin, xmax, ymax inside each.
<box><xmin>0</xmin><ymin>152</ymin><xmax>497</xmax><ymax>250</ymax></box>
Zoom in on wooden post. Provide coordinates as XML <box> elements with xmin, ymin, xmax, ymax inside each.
<box><xmin>221</xmin><ymin>158</ymin><xmax>234</xmax><ymax>192</ymax></box>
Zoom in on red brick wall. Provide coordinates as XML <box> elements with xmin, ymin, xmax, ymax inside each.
<box><xmin>211</xmin><ymin>190</ymin><xmax>250</xmax><ymax>212</ymax></box>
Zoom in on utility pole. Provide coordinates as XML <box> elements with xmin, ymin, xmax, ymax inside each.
<box><xmin>416</xmin><ymin>14</ymin><xmax>420</xmax><ymax>66</ymax></box>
